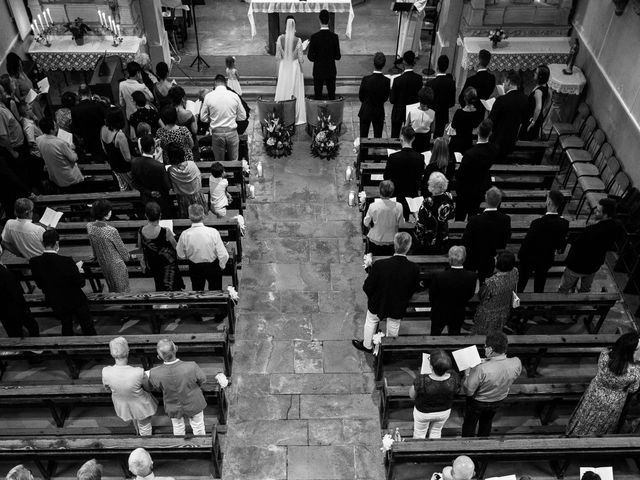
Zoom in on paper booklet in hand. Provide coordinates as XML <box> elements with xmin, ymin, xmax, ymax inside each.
<box><xmin>159</xmin><ymin>220</ymin><xmax>174</xmax><ymax>233</ymax></box>
<box><xmin>452</xmin><ymin>345</ymin><xmax>482</xmax><ymax>371</ymax></box>
<box><xmin>486</xmin><ymin>475</ymin><xmax>517</xmax><ymax>480</ymax></box>
<box><xmin>420</xmin><ymin>354</ymin><xmax>432</xmax><ymax>374</ymax></box>
<box><xmin>24</xmin><ymin>89</ymin><xmax>38</xmax><ymax>104</ymax></box>
<box><xmin>387</xmin><ymin>196</ymin><xmax>423</xmax><ymax>213</ymax></box>
<box><xmin>580</xmin><ymin>467</ymin><xmax>613</xmax><ymax>480</ymax></box>
<box><xmin>185</xmin><ymin>99</ymin><xmax>202</xmax><ymax>118</ymax></box>
<box><xmin>37</xmin><ymin>78</ymin><xmax>50</xmax><ymax>94</ymax></box>
<box><xmin>57</xmin><ymin>128</ymin><xmax>73</xmax><ymax>145</ymax></box>
<box><xmin>480</xmin><ymin>97</ymin><xmax>496</xmax><ymax>112</ymax></box>
<box><xmin>40</xmin><ymin>207</ymin><xmax>63</xmax><ymax>228</ymax></box>
<box><xmin>496</xmin><ymin>84</ymin><xmax>505</xmax><ymax>96</ymax></box>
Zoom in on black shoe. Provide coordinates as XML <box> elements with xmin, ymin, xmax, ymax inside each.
<box><xmin>352</xmin><ymin>339</ymin><xmax>373</xmax><ymax>354</ymax></box>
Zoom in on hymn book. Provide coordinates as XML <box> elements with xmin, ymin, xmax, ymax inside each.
<box><xmin>452</xmin><ymin>345</ymin><xmax>482</xmax><ymax>371</ymax></box>
<box><xmin>420</xmin><ymin>354</ymin><xmax>433</xmax><ymax>374</ymax></box>
<box><xmin>159</xmin><ymin>220</ymin><xmax>174</xmax><ymax>233</ymax></box>
<box><xmin>57</xmin><ymin>128</ymin><xmax>73</xmax><ymax>145</ymax></box>
<box><xmin>39</xmin><ymin>207</ymin><xmax>63</xmax><ymax>228</ymax></box>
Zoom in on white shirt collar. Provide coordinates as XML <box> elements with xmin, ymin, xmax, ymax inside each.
<box><xmin>320</xmin><ymin>25</ymin><xmax>330</xmax><ymax>30</ymax></box>
<box><xmin>545</xmin><ymin>212</ymin><xmax>559</xmax><ymax>215</ymax></box>
<box><xmin>141</xmin><ymin>153</ymin><xmax>154</xmax><ymax>158</ymax></box>
<box><xmin>451</xmin><ymin>265</ymin><xmax>463</xmax><ymax>269</ymax></box>
<box><xmin>477</xmin><ymin>68</ymin><xmax>487</xmax><ymax>72</ymax></box>
<box><xmin>43</xmin><ymin>249</ymin><xmax>58</xmax><ymax>254</ymax></box>
<box><xmin>404</xmin><ymin>68</ymin><xmax>413</xmax><ymax>72</ymax></box>
<box><xmin>436</xmin><ymin>73</ymin><xmax>446</xmax><ymax>76</ymax></box>
<box><xmin>164</xmin><ymin>359</ymin><xmax>180</xmax><ymax>365</ymax></box>
<box><xmin>393</xmin><ymin>253</ymin><xmax>407</xmax><ymax>257</ymax></box>
<box><xmin>373</xmin><ymin>70</ymin><xmax>382</xmax><ymax>74</ymax></box>
<box><xmin>214</xmin><ymin>85</ymin><xmax>227</xmax><ymax>91</ymax></box>
<box><xmin>477</xmin><ymin>139</ymin><xmax>489</xmax><ymax>144</ymax></box>
<box><xmin>484</xmin><ymin>208</ymin><xmax>498</xmax><ymax>212</ymax></box>
<box><xmin>190</xmin><ymin>222</ymin><xmax>205</xmax><ymax>227</ymax></box>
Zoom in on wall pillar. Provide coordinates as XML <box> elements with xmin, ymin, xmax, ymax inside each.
<box><xmin>138</xmin><ymin>0</ymin><xmax>171</xmax><ymax>67</ymax></box>
<box><xmin>432</xmin><ymin>0</ymin><xmax>464</xmax><ymax>75</ymax></box>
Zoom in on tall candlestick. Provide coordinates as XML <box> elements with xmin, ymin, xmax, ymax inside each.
<box><xmin>46</xmin><ymin>8</ymin><xmax>53</xmax><ymax>24</ymax></box>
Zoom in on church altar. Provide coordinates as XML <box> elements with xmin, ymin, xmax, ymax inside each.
<box><xmin>28</xmin><ymin>35</ymin><xmax>143</xmax><ymax>71</ymax></box>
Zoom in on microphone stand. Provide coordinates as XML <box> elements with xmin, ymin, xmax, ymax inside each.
<box><xmin>189</xmin><ymin>0</ymin><xmax>209</xmax><ymax>71</ymax></box>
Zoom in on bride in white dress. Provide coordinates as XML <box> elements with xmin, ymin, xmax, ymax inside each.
<box><xmin>274</xmin><ymin>18</ymin><xmax>307</xmax><ymax>125</ymax></box>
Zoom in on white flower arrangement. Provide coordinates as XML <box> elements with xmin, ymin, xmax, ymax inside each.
<box><xmin>381</xmin><ymin>434</ymin><xmax>394</xmax><ymax>452</ymax></box>
<box><xmin>215</xmin><ymin>372</ymin><xmax>229</xmax><ymax>389</ymax></box>
<box><xmin>363</xmin><ymin>253</ymin><xmax>373</xmax><ymax>270</ymax></box>
<box><xmin>234</xmin><ymin>215</ymin><xmax>246</xmax><ymax>236</ymax></box>
<box><xmin>372</xmin><ymin>332</ymin><xmax>385</xmax><ymax>356</ymax></box>
<box><xmin>227</xmin><ymin>285</ymin><xmax>239</xmax><ymax>303</ymax></box>
<box><xmin>358</xmin><ymin>191</ymin><xmax>367</xmax><ymax>204</ymax></box>
<box><xmin>353</xmin><ymin>137</ymin><xmax>361</xmax><ymax>154</ymax></box>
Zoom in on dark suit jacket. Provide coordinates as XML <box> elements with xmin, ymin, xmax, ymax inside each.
<box><xmin>71</xmin><ymin>99</ymin><xmax>107</xmax><ymax>154</ymax></box>
<box><xmin>307</xmin><ymin>29</ymin><xmax>341</xmax><ymax>79</ymax></box>
<box><xmin>389</xmin><ymin>70</ymin><xmax>423</xmax><ymax>123</ymax></box>
<box><xmin>430</xmin><ymin>267</ymin><xmax>477</xmax><ymax>327</ymax></box>
<box><xmin>489</xmin><ymin>89</ymin><xmax>529</xmax><ymax>157</ymax></box>
<box><xmin>518</xmin><ymin>214</ymin><xmax>570</xmax><ymax>266</ymax></box>
<box><xmin>358</xmin><ymin>73</ymin><xmax>391</xmax><ymax>121</ymax></box>
<box><xmin>0</xmin><ymin>263</ymin><xmax>32</xmax><ymax>324</ymax></box>
<box><xmin>30</xmin><ymin>252</ymin><xmax>88</xmax><ymax>311</ymax></box>
<box><xmin>459</xmin><ymin>70</ymin><xmax>496</xmax><ymax>103</ymax></box>
<box><xmin>455</xmin><ymin>142</ymin><xmax>499</xmax><ymax>202</ymax></box>
<box><xmin>565</xmin><ymin>219</ymin><xmax>619</xmax><ymax>275</ymax></box>
<box><xmin>384</xmin><ymin>147</ymin><xmax>424</xmax><ymax>198</ymax></box>
<box><xmin>462</xmin><ymin>210</ymin><xmax>512</xmax><ymax>272</ymax></box>
<box><xmin>426</xmin><ymin>74</ymin><xmax>456</xmax><ymax>130</ymax></box>
<box><xmin>363</xmin><ymin>255</ymin><xmax>420</xmax><ymax>319</ymax></box>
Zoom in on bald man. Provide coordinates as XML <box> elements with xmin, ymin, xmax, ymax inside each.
<box><xmin>442</xmin><ymin>456</ymin><xmax>475</xmax><ymax>480</ymax></box>
<box><xmin>128</xmin><ymin>448</ymin><xmax>175</xmax><ymax>480</ymax></box>
<box><xmin>147</xmin><ymin>339</ymin><xmax>207</xmax><ymax>436</ymax></box>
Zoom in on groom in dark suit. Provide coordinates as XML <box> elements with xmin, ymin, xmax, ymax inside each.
<box><xmin>307</xmin><ymin>9</ymin><xmax>341</xmax><ymax>100</ymax></box>
<box><xmin>389</xmin><ymin>50</ymin><xmax>423</xmax><ymax>138</ymax></box>
<box><xmin>358</xmin><ymin>52</ymin><xmax>390</xmax><ymax>138</ymax></box>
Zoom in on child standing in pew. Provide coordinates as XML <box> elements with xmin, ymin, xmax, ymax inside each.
<box><xmin>209</xmin><ymin>162</ymin><xmax>231</xmax><ymax>218</ymax></box>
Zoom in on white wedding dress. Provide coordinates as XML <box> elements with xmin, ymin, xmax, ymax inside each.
<box><xmin>274</xmin><ymin>19</ymin><xmax>307</xmax><ymax>125</ymax></box>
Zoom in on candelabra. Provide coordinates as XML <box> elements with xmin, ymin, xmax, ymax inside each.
<box><xmin>99</xmin><ymin>25</ymin><xmax>123</xmax><ymax>47</ymax></box>
<box><xmin>97</xmin><ymin>10</ymin><xmax>122</xmax><ymax>46</ymax></box>
<box><xmin>35</xmin><ymin>25</ymin><xmax>55</xmax><ymax>47</ymax></box>
<box><xmin>32</xmin><ymin>9</ymin><xmax>55</xmax><ymax>47</ymax></box>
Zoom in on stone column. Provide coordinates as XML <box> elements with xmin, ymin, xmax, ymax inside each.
<box><xmin>432</xmin><ymin>0</ymin><xmax>463</xmax><ymax>75</ymax></box>
<box><xmin>138</xmin><ymin>0</ymin><xmax>171</xmax><ymax>67</ymax></box>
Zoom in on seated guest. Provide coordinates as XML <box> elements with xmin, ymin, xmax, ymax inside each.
<box><xmin>352</xmin><ymin>232</ymin><xmax>420</xmax><ymax>354</ymax></box>
<box><xmin>426</xmin><ymin>55</ymin><xmax>456</xmax><ymax>139</ymax></box>
<box><xmin>135</xmin><ymin>122</ymin><xmax>163</xmax><ymax>162</ymax></box>
<box><xmin>166</xmin><ymin>143</ymin><xmax>208</xmax><ymax>218</ymax></box>
<box><xmin>209</xmin><ymin>162</ymin><xmax>231</xmax><ymax>218</ymax></box>
<box><xmin>153</xmin><ymin>61</ymin><xmax>173</xmax><ymax>108</ymax></box>
<box><xmin>55</xmin><ymin>91</ymin><xmax>76</xmax><ymax>133</ymax></box>
<box><xmin>459</xmin><ymin>48</ymin><xmax>495</xmax><ymax>103</ymax></box>
<box><xmin>30</xmin><ymin>229</ymin><xmax>96</xmax><ymax>335</ymax></box>
<box><xmin>76</xmin><ymin>459</ymin><xmax>102</xmax><ymax>480</ymax></box>
<box><xmin>472</xmin><ymin>250</ymin><xmax>519</xmax><ymax>335</ymax></box>
<box><xmin>414</xmin><ymin>172</ymin><xmax>455</xmax><ymax>254</ymax></box>
<box><xmin>0</xmin><ymin>245</ymin><xmax>39</xmax><ymax>338</ymax></box>
<box><xmin>177</xmin><ymin>204</ymin><xmax>229</xmax><ymax>291</ymax></box>
<box><xmin>489</xmin><ymin>70</ymin><xmax>529</xmax><ymax>162</ymax></box>
<box><xmin>384</xmin><ymin>126</ymin><xmax>424</xmax><ymax>221</ymax></box>
<box><xmin>455</xmin><ymin>119</ymin><xmax>497</xmax><ymax>221</ymax></box>
<box><xmin>449</xmin><ymin>87</ymin><xmax>485</xmax><ymax>155</ymax></box>
<box><xmin>119</xmin><ymin>62</ymin><xmax>154</xmax><ymax>120</ymax></box>
<box><xmin>101</xmin><ymin>107</ymin><xmax>133</xmax><ymax>191</ymax></box>
<box><xmin>87</xmin><ymin>199</ymin><xmax>132</xmax><ymax>293</ymax></box>
<box><xmin>102</xmin><ymin>336</ymin><xmax>158</xmax><ymax>436</ymax></box>
<box><xmin>517</xmin><ymin>190</ymin><xmax>569</xmax><ymax>293</ymax></box>
<box><xmin>148</xmin><ymin>339</ymin><xmax>207</xmax><ymax>436</ymax></box>
<box><xmin>156</xmin><ymin>106</ymin><xmax>194</xmax><ymax>164</ymax></box>
<box><xmin>36</xmin><ymin>117</ymin><xmax>84</xmax><ymax>192</ymax></box>
<box><xmin>520</xmin><ymin>65</ymin><xmax>550</xmax><ymax>141</ymax></box>
<box><xmin>440</xmin><ymin>455</ymin><xmax>476</xmax><ymax>480</ymax></box>
<box><xmin>358</xmin><ymin>51</ymin><xmax>390</xmax><ymax>139</ymax></box>
<box><xmin>128</xmin><ymin>448</ymin><xmax>176</xmax><ymax>480</ymax></box>
<box><xmin>1</xmin><ymin>197</ymin><xmax>45</xmax><ymax>259</ymax></box>
<box><xmin>429</xmin><ymin>246</ymin><xmax>477</xmax><ymax>336</ymax></box>
<box><xmin>138</xmin><ymin>202</ymin><xmax>184</xmax><ymax>292</ymax></box>
<box><xmin>71</xmin><ymin>84</ymin><xmax>106</xmax><ymax>159</ymax></box>
<box><xmin>409</xmin><ymin>349</ymin><xmax>459</xmax><ymax>438</ymax></box>
<box><xmin>131</xmin><ymin>134</ymin><xmax>173</xmax><ymax>217</ymax></box>
<box><xmin>129</xmin><ymin>91</ymin><xmax>160</xmax><ymax>136</ymax></box>
<box><xmin>363</xmin><ymin>180</ymin><xmax>403</xmax><ymax>256</ymax></box>
<box><xmin>462</xmin><ymin>331</ymin><xmax>522</xmax><ymax>437</ymax></box>
<box><xmin>421</xmin><ymin>138</ymin><xmax>454</xmax><ymax>195</ymax></box>
<box><xmin>406</xmin><ymin>87</ymin><xmax>435</xmax><ymax>154</ymax></box>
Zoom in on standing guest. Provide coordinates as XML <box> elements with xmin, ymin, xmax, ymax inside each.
<box><xmin>153</xmin><ymin>61</ymin><xmax>173</xmax><ymax>108</ymax></box>
<box><xmin>18</xmin><ymin>102</ymin><xmax>45</xmax><ymax>190</ymax></box>
<box><xmin>520</xmin><ymin>65</ymin><xmax>550</xmax><ymax>141</ymax></box>
<box><xmin>567</xmin><ymin>333</ymin><xmax>640</xmax><ymax>436</ymax></box>
<box><xmin>200</xmin><ymin>75</ymin><xmax>246</xmax><ymax>162</ymax></box>
<box><xmin>461</xmin><ymin>331</ymin><xmax>522</xmax><ymax>437</ymax></box>
<box><xmin>36</xmin><ymin>118</ymin><xmax>85</xmax><ymax>192</ymax></box>
<box><xmin>129</xmin><ymin>91</ymin><xmax>160</xmax><ymax>136</ymax></box>
<box><xmin>429</xmin><ymin>246</ymin><xmax>477</xmax><ymax>335</ymax></box>
<box><xmin>472</xmin><ymin>250</ymin><xmax>519</xmax><ymax>335</ymax></box>
<box><xmin>559</xmin><ymin>198</ymin><xmax>619</xmax><ymax>294</ymax></box>
<box><xmin>426</xmin><ymin>55</ymin><xmax>456</xmax><ymax>139</ymax></box>
<box><xmin>384</xmin><ymin>126</ymin><xmax>424</xmax><ymax>220</ymax></box>
<box><xmin>0</xmin><ymin>245</ymin><xmax>39</xmax><ymax>338</ymax></box>
<box><xmin>138</xmin><ymin>202</ymin><xmax>184</xmax><ymax>292</ymax></box>
<box><xmin>29</xmin><ymin>229</ymin><xmax>96</xmax><ymax>335</ymax></box>
<box><xmin>409</xmin><ymin>349</ymin><xmax>460</xmax><ymax>438</ymax></box>
<box><xmin>177</xmin><ymin>204</ymin><xmax>229</xmax><ymax>291</ymax></box>
<box><xmin>166</xmin><ymin>143</ymin><xmax>208</xmax><ymax>218</ymax></box>
<box><xmin>406</xmin><ymin>87</ymin><xmax>435</xmax><ymax>154</ymax></box>
<box><xmin>462</xmin><ymin>187</ymin><xmax>511</xmax><ymax>283</ymax></box>
<box><xmin>55</xmin><ymin>92</ymin><xmax>76</xmax><ymax>132</ymax></box>
<box><xmin>131</xmin><ymin>135</ymin><xmax>173</xmax><ymax>217</ymax></box>
<box><xmin>0</xmin><ymin>96</ymin><xmax>26</xmax><ymax>167</ymax></box>
<box><xmin>102</xmin><ymin>336</ymin><xmax>158</xmax><ymax>436</ymax></box>
<box><xmin>455</xmin><ymin>120</ymin><xmax>498</xmax><ymax>221</ymax></box>
<box><xmin>156</xmin><ymin>106</ymin><xmax>194</xmax><ymax>164</ymax></box>
<box><xmin>363</xmin><ymin>180</ymin><xmax>403</xmax><ymax>256</ymax></box>
<box><xmin>358</xmin><ymin>52</ymin><xmax>391</xmax><ymax>138</ymax></box>
<box><xmin>119</xmin><ymin>62</ymin><xmax>154</xmax><ymax>120</ymax></box>
<box><xmin>168</xmin><ymin>85</ymin><xmax>199</xmax><ymax>160</ymax></box>
<box><xmin>489</xmin><ymin>71</ymin><xmax>529</xmax><ymax>162</ymax></box>
<box><xmin>449</xmin><ymin>87</ymin><xmax>485</xmax><ymax>155</ymax></box>
<box><xmin>5</xmin><ymin>53</ymin><xmax>33</xmax><ymax>102</ymax></box>
<box><xmin>5</xmin><ymin>466</ymin><xmax>36</xmax><ymax>480</ymax></box>
<box><xmin>1</xmin><ymin>198</ymin><xmax>45</xmax><ymax>259</ymax></box>
<box><xmin>101</xmin><ymin>107</ymin><xmax>133</xmax><ymax>191</ymax></box>
<box><xmin>517</xmin><ymin>190</ymin><xmax>569</xmax><ymax>293</ymax></box>
<box><xmin>459</xmin><ymin>49</ymin><xmax>495</xmax><ymax>102</ymax></box>
<box><xmin>352</xmin><ymin>232</ymin><xmax>420</xmax><ymax>353</ymax></box>
<box><xmin>71</xmin><ymin>84</ymin><xmax>106</xmax><ymax>159</ymax></box>
<box><xmin>87</xmin><ymin>199</ymin><xmax>131</xmax><ymax>293</ymax></box>
<box><xmin>421</xmin><ymin>137</ymin><xmax>454</xmax><ymax>196</ymax></box>
<box><xmin>76</xmin><ymin>459</ymin><xmax>103</xmax><ymax>480</ymax></box>
<box><xmin>209</xmin><ymin>162</ymin><xmax>231</xmax><ymax>218</ymax></box>
<box><xmin>225</xmin><ymin>56</ymin><xmax>242</xmax><ymax>96</ymax></box>
<box><xmin>307</xmin><ymin>9</ymin><xmax>341</xmax><ymax>100</ymax></box>
<box><xmin>0</xmin><ymin>74</ymin><xmax>21</xmax><ymax>120</ymax></box>
<box><xmin>389</xmin><ymin>50</ymin><xmax>423</xmax><ymax>138</ymax></box>
<box><xmin>414</xmin><ymin>172</ymin><xmax>455</xmax><ymax>254</ymax></box>
<box><xmin>148</xmin><ymin>338</ymin><xmax>207</xmax><ymax>436</ymax></box>
<box><xmin>128</xmin><ymin>448</ymin><xmax>176</xmax><ymax>480</ymax></box>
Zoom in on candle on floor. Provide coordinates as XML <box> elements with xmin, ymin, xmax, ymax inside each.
<box><xmin>249</xmin><ymin>185</ymin><xmax>256</xmax><ymax>198</ymax></box>
<box><xmin>348</xmin><ymin>190</ymin><xmax>356</xmax><ymax>206</ymax></box>
<box><xmin>256</xmin><ymin>162</ymin><xmax>263</xmax><ymax>177</ymax></box>
<box><xmin>345</xmin><ymin>165</ymin><xmax>353</xmax><ymax>182</ymax></box>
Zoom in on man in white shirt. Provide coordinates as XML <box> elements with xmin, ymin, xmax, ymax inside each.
<box><xmin>200</xmin><ymin>75</ymin><xmax>246</xmax><ymax>162</ymax></box>
<box><xmin>1</xmin><ymin>197</ymin><xmax>45</xmax><ymax>259</ymax></box>
<box><xmin>119</xmin><ymin>62</ymin><xmax>154</xmax><ymax>120</ymax></box>
<box><xmin>176</xmin><ymin>204</ymin><xmax>229</xmax><ymax>290</ymax></box>
<box><xmin>36</xmin><ymin>118</ymin><xmax>84</xmax><ymax>191</ymax></box>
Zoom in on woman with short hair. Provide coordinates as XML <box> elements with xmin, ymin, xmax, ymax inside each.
<box><xmin>101</xmin><ymin>107</ymin><xmax>133</xmax><ymax>191</ymax></box>
<box><xmin>406</xmin><ymin>87</ymin><xmax>436</xmax><ymax>154</ymax></box>
<box><xmin>449</xmin><ymin>86</ymin><xmax>485</xmax><ymax>154</ymax></box>
<box><xmin>521</xmin><ymin>65</ymin><xmax>550</xmax><ymax>140</ymax></box>
<box><xmin>414</xmin><ymin>171</ymin><xmax>455</xmax><ymax>254</ymax></box>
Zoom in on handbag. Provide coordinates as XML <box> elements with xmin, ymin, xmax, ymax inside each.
<box><xmin>512</xmin><ymin>291</ymin><xmax>520</xmax><ymax>309</ymax></box>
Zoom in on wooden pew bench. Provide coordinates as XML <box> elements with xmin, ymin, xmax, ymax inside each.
<box><xmin>356</xmin><ymin>138</ymin><xmax>403</xmax><ymax>177</ymax></box>
<box><xmin>0</xmin><ymin>332</ymin><xmax>231</xmax><ymax>380</ymax></box>
<box><xmin>24</xmin><ymin>290</ymin><xmax>238</xmax><ymax>335</ymax></box>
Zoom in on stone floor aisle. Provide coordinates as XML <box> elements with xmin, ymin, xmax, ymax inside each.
<box><xmin>222</xmin><ymin>105</ymin><xmax>385</xmax><ymax>479</ymax></box>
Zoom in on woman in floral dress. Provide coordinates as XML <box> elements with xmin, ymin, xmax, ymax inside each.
<box><xmin>156</xmin><ymin>105</ymin><xmax>194</xmax><ymax>164</ymax></box>
<box><xmin>87</xmin><ymin>199</ymin><xmax>131</xmax><ymax>292</ymax></box>
<box><xmin>567</xmin><ymin>332</ymin><xmax>640</xmax><ymax>436</ymax></box>
<box><xmin>414</xmin><ymin>171</ymin><xmax>455</xmax><ymax>254</ymax></box>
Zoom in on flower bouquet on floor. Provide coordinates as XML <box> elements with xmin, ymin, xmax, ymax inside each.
<box><xmin>488</xmin><ymin>28</ymin><xmax>507</xmax><ymax>49</ymax></box>
<box><xmin>263</xmin><ymin>112</ymin><xmax>293</xmax><ymax>158</ymax></box>
<box><xmin>311</xmin><ymin>112</ymin><xmax>340</xmax><ymax>160</ymax></box>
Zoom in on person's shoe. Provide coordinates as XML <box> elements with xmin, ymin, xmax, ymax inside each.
<box><xmin>352</xmin><ymin>339</ymin><xmax>373</xmax><ymax>354</ymax></box>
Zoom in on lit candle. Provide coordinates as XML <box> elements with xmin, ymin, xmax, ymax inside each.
<box><xmin>249</xmin><ymin>185</ymin><xmax>255</xmax><ymax>198</ymax></box>
<box><xmin>108</xmin><ymin>15</ymin><xmax>112</xmax><ymax>31</ymax></box>
<box><xmin>98</xmin><ymin>11</ymin><xmax>103</xmax><ymax>26</ymax></box>
<box><xmin>32</xmin><ymin>22</ymin><xmax>39</xmax><ymax>35</ymax></box>
<box><xmin>256</xmin><ymin>162</ymin><xmax>263</xmax><ymax>177</ymax></box>
<box><xmin>46</xmin><ymin>8</ymin><xmax>53</xmax><ymax>24</ymax></box>
<box><xmin>43</xmin><ymin>13</ymin><xmax>49</xmax><ymax>27</ymax></box>
<box><xmin>345</xmin><ymin>165</ymin><xmax>353</xmax><ymax>182</ymax></box>
<box><xmin>348</xmin><ymin>190</ymin><xmax>356</xmax><ymax>206</ymax></box>
<box><xmin>37</xmin><ymin>14</ymin><xmax>44</xmax><ymax>31</ymax></box>
<box><xmin>116</xmin><ymin>24</ymin><xmax>121</xmax><ymax>37</ymax></box>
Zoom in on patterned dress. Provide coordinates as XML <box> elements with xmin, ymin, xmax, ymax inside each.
<box><xmin>87</xmin><ymin>221</ymin><xmax>131</xmax><ymax>292</ymax></box>
<box><xmin>472</xmin><ymin>268</ymin><xmax>519</xmax><ymax>334</ymax></box>
<box><xmin>139</xmin><ymin>226</ymin><xmax>184</xmax><ymax>292</ymax></box>
<box><xmin>414</xmin><ymin>192</ymin><xmax>456</xmax><ymax>254</ymax></box>
<box><xmin>156</xmin><ymin>125</ymin><xmax>194</xmax><ymax>163</ymax></box>
<box><xmin>167</xmin><ymin>161</ymin><xmax>208</xmax><ymax>218</ymax></box>
<box><xmin>567</xmin><ymin>350</ymin><xmax>640</xmax><ymax>436</ymax></box>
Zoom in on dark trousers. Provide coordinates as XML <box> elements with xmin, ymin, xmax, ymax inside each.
<box><xmin>359</xmin><ymin>117</ymin><xmax>384</xmax><ymax>138</ymax></box>
<box><xmin>391</xmin><ymin>121</ymin><xmax>403</xmax><ymax>139</ymax></box>
<box><xmin>1</xmin><ymin>312</ymin><xmax>40</xmax><ymax>338</ymax></box>
<box><xmin>54</xmin><ymin>303</ymin><xmax>96</xmax><ymax>336</ymax></box>
<box><xmin>433</xmin><ymin>110</ymin><xmax>448</xmax><ymax>139</ymax></box>
<box><xmin>188</xmin><ymin>260</ymin><xmax>222</xmax><ymax>291</ymax></box>
<box><xmin>430</xmin><ymin>312</ymin><xmax>463</xmax><ymax>336</ymax></box>
<box><xmin>455</xmin><ymin>195</ymin><xmax>482</xmax><ymax>222</ymax></box>
<box><xmin>366</xmin><ymin>240</ymin><xmax>395</xmax><ymax>256</ymax></box>
<box><xmin>517</xmin><ymin>261</ymin><xmax>551</xmax><ymax>293</ymax></box>
<box><xmin>462</xmin><ymin>397</ymin><xmax>503</xmax><ymax>437</ymax></box>
<box><xmin>313</xmin><ymin>77</ymin><xmax>336</xmax><ymax>100</ymax></box>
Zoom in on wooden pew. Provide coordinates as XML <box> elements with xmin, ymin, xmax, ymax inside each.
<box><xmin>25</xmin><ymin>290</ymin><xmax>238</xmax><ymax>335</ymax></box>
<box><xmin>0</xmin><ymin>332</ymin><xmax>231</xmax><ymax>380</ymax></box>
<box><xmin>356</xmin><ymin>138</ymin><xmax>402</xmax><ymax>178</ymax></box>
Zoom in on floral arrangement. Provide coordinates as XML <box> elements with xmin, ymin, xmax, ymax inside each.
<box><xmin>263</xmin><ymin>112</ymin><xmax>293</xmax><ymax>157</ymax></box>
<box><xmin>65</xmin><ymin>17</ymin><xmax>91</xmax><ymax>40</ymax></box>
<box><xmin>488</xmin><ymin>28</ymin><xmax>507</xmax><ymax>47</ymax></box>
<box><xmin>311</xmin><ymin>112</ymin><xmax>340</xmax><ymax>160</ymax></box>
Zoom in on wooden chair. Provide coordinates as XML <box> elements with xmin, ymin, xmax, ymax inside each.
<box><xmin>547</xmin><ymin>101</ymin><xmax>590</xmax><ymax>140</ymax></box>
<box><xmin>576</xmin><ymin>169</ymin><xmax>632</xmax><ymax>221</ymax></box>
<box><xmin>560</xmin><ymin>129</ymin><xmax>606</xmax><ymax>186</ymax></box>
<box><xmin>550</xmin><ymin>115</ymin><xmax>597</xmax><ymax>161</ymax></box>
<box><xmin>571</xmin><ymin>142</ymin><xmax>614</xmax><ymax>182</ymax></box>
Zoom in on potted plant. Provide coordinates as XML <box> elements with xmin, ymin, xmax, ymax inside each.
<box><xmin>488</xmin><ymin>28</ymin><xmax>507</xmax><ymax>49</ymax></box>
<box><xmin>65</xmin><ymin>17</ymin><xmax>91</xmax><ymax>45</ymax></box>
